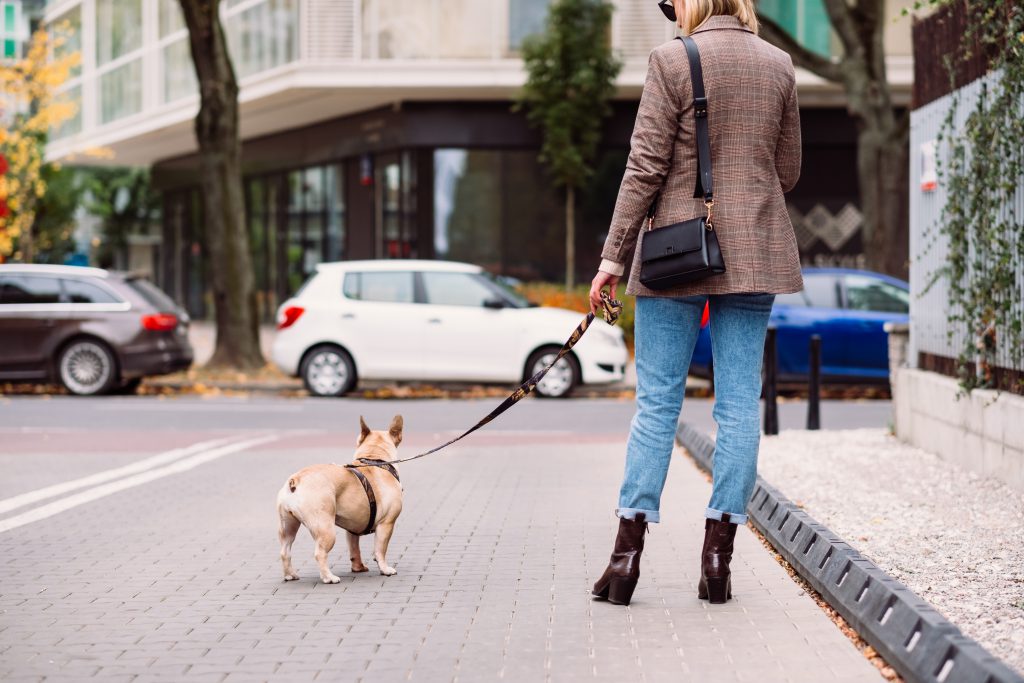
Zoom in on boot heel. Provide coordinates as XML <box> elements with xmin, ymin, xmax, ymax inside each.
<box><xmin>607</xmin><ymin>577</ymin><xmax>637</xmax><ymax>605</ymax></box>
<box><xmin>700</xmin><ymin>577</ymin><xmax>731</xmax><ymax>604</ymax></box>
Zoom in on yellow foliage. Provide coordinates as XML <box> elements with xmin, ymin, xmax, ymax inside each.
<box><xmin>0</xmin><ymin>23</ymin><xmax>80</xmax><ymax>260</ymax></box>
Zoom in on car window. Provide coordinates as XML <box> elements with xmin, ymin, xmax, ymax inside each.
<box><xmin>342</xmin><ymin>272</ymin><xmax>414</xmax><ymax>304</ymax></box>
<box><xmin>844</xmin><ymin>274</ymin><xmax>909</xmax><ymax>313</ymax></box>
<box><xmin>125</xmin><ymin>278</ymin><xmax>178</xmax><ymax>311</ymax></box>
<box><xmin>62</xmin><ymin>278</ymin><xmax>121</xmax><ymax>304</ymax></box>
<box><xmin>422</xmin><ymin>272</ymin><xmax>498</xmax><ymax>307</ymax></box>
<box><xmin>0</xmin><ymin>275</ymin><xmax>62</xmax><ymax>304</ymax></box>
<box><xmin>775</xmin><ymin>275</ymin><xmax>840</xmax><ymax>308</ymax></box>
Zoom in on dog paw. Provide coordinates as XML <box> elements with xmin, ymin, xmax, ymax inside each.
<box><xmin>351</xmin><ymin>564</ymin><xmax>369</xmax><ymax>573</ymax></box>
<box><xmin>379</xmin><ymin>567</ymin><xmax>398</xmax><ymax>577</ymax></box>
<box><xmin>321</xmin><ymin>574</ymin><xmax>342</xmax><ymax>584</ymax></box>
<box><xmin>283</xmin><ymin>573</ymin><xmax>300</xmax><ymax>581</ymax></box>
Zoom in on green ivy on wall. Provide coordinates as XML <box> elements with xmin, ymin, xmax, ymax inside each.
<box><xmin>926</xmin><ymin>0</ymin><xmax>1024</xmax><ymax>392</ymax></box>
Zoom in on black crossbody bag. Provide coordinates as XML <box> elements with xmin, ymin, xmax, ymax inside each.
<box><xmin>639</xmin><ymin>36</ymin><xmax>725</xmax><ymax>290</ymax></box>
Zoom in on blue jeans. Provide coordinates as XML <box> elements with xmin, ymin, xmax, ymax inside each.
<box><xmin>617</xmin><ymin>294</ymin><xmax>775</xmax><ymax>525</ymax></box>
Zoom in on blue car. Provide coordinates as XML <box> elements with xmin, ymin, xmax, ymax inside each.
<box><xmin>689</xmin><ymin>268</ymin><xmax>910</xmax><ymax>382</ymax></box>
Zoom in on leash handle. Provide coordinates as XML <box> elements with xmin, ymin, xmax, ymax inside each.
<box><xmin>352</xmin><ymin>291</ymin><xmax>623</xmax><ymax>467</ymax></box>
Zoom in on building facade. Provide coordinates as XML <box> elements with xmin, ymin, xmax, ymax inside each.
<box><xmin>43</xmin><ymin>0</ymin><xmax>915</xmax><ymax>319</ymax></box>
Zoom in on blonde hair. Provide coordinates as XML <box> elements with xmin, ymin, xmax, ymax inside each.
<box><xmin>678</xmin><ymin>0</ymin><xmax>760</xmax><ymax>36</ymax></box>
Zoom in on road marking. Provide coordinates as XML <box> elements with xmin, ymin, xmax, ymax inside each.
<box><xmin>0</xmin><ymin>435</ymin><xmax>264</xmax><ymax>523</ymax></box>
<box><xmin>0</xmin><ymin>434</ymin><xmax>279</xmax><ymax>534</ymax></box>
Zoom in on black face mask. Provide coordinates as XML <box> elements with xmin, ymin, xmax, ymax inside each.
<box><xmin>658</xmin><ymin>0</ymin><xmax>676</xmax><ymax>22</ymax></box>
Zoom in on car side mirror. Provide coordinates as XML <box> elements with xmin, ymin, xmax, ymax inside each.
<box><xmin>483</xmin><ymin>298</ymin><xmax>506</xmax><ymax>310</ymax></box>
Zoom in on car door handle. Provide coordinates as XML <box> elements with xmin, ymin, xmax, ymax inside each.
<box><xmin>427</xmin><ymin>318</ymin><xmax>442</xmax><ymax>324</ymax></box>
<box><xmin>341</xmin><ymin>313</ymin><xmax>356</xmax><ymax>320</ymax></box>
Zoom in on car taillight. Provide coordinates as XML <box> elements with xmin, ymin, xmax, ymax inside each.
<box><xmin>701</xmin><ymin>302</ymin><xmax>710</xmax><ymax>329</ymax></box>
<box><xmin>277</xmin><ymin>306</ymin><xmax>305</xmax><ymax>330</ymax></box>
<box><xmin>142</xmin><ymin>313</ymin><xmax>178</xmax><ymax>332</ymax></box>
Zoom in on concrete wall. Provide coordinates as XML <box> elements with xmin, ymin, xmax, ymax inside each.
<box><xmin>894</xmin><ymin>368</ymin><xmax>1024</xmax><ymax>493</ymax></box>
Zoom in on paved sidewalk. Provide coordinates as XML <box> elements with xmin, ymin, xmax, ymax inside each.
<box><xmin>0</xmin><ymin>432</ymin><xmax>882</xmax><ymax>682</ymax></box>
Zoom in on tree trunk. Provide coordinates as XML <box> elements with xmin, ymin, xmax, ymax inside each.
<box><xmin>565</xmin><ymin>185</ymin><xmax>576</xmax><ymax>290</ymax></box>
<box><xmin>179</xmin><ymin>0</ymin><xmax>263</xmax><ymax>369</ymax></box>
<box><xmin>21</xmin><ymin>221</ymin><xmax>34</xmax><ymax>263</ymax></box>
<box><xmin>759</xmin><ymin>5</ymin><xmax>910</xmax><ymax>279</ymax></box>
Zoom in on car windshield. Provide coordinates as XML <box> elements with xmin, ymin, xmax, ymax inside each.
<box><xmin>479</xmin><ymin>272</ymin><xmax>530</xmax><ymax>308</ymax></box>
<box><xmin>125</xmin><ymin>277</ymin><xmax>180</xmax><ymax>312</ymax></box>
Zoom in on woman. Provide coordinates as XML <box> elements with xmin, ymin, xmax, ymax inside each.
<box><xmin>589</xmin><ymin>0</ymin><xmax>802</xmax><ymax>606</ymax></box>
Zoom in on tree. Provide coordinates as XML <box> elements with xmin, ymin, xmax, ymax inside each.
<box><xmin>758</xmin><ymin>2</ymin><xmax>909</xmax><ymax>278</ymax></box>
<box><xmin>0</xmin><ymin>25</ymin><xmax>79</xmax><ymax>262</ymax></box>
<box><xmin>179</xmin><ymin>0</ymin><xmax>263</xmax><ymax>369</ymax></box>
<box><xmin>518</xmin><ymin>0</ymin><xmax>622</xmax><ymax>289</ymax></box>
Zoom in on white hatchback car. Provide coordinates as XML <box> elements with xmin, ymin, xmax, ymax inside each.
<box><xmin>271</xmin><ymin>260</ymin><xmax>628</xmax><ymax>398</ymax></box>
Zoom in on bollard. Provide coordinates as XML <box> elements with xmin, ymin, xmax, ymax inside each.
<box><xmin>808</xmin><ymin>334</ymin><xmax>821</xmax><ymax>430</ymax></box>
<box><xmin>763</xmin><ymin>326</ymin><xmax>779</xmax><ymax>435</ymax></box>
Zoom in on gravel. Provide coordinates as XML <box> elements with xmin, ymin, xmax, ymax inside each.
<box><xmin>756</xmin><ymin>428</ymin><xmax>1024</xmax><ymax>675</ymax></box>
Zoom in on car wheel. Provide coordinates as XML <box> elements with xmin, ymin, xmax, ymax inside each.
<box><xmin>58</xmin><ymin>339</ymin><xmax>118</xmax><ymax>396</ymax></box>
<box><xmin>525</xmin><ymin>347</ymin><xmax>579</xmax><ymax>399</ymax></box>
<box><xmin>301</xmin><ymin>345</ymin><xmax>356</xmax><ymax>397</ymax></box>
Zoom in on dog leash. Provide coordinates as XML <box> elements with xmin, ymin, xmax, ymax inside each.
<box><xmin>349</xmin><ymin>290</ymin><xmax>624</xmax><ymax>468</ymax></box>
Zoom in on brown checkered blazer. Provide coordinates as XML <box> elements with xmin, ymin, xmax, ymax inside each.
<box><xmin>600</xmin><ymin>15</ymin><xmax>803</xmax><ymax>297</ymax></box>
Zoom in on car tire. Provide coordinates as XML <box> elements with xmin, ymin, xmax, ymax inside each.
<box><xmin>301</xmin><ymin>345</ymin><xmax>356</xmax><ymax>397</ymax></box>
<box><xmin>58</xmin><ymin>339</ymin><xmax>118</xmax><ymax>396</ymax></box>
<box><xmin>525</xmin><ymin>346</ymin><xmax>579</xmax><ymax>399</ymax></box>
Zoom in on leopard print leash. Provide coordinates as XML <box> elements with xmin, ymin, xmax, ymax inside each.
<box><xmin>350</xmin><ymin>291</ymin><xmax>624</xmax><ymax>468</ymax></box>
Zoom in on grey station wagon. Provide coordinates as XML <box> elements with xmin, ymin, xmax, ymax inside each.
<box><xmin>0</xmin><ymin>265</ymin><xmax>194</xmax><ymax>395</ymax></box>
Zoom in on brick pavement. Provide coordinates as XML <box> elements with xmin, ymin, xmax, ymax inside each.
<box><xmin>0</xmin><ymin>431</ymin><xmax>883</xmax><ymax>682</ymax></box>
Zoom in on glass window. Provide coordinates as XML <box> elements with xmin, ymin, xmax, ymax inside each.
<box><xmin>422</xmin><ymin>272</ymin><xmax>499</xmax><ymax>307</ymax></box>
<box><xmin>159</xmin><ymin>0</ymin><xmax>186</xmax><ymax>37</ymax></box>
<box><xmin>52</xmin><ymin>7</ymin><xmax>82</xmax><ymax>78</ymax></box>
<box><xmin>325</xmin><ymin>164</ymin><xmax>345</xmax><ymax>262</ymax></box>
<box><xmin>96</xmin><ymin>0</ymin><xmax>142</xmax><ymax>66</ymax></box>
<box><xmin>4</xmin><ymin>4</ymin><xmax>14</xmax><ymax>33</ymax></box>
<box><xmin>844</xmin><ymin>275</ymin><xmax>909</xmax><ymax>314</ymax></box>
<box><xmin>62</xmin><ymin>279</ymin><xmax>121</xmax><ymax>304</ymax></box>
<box><xmin>3</xmin><ymin>38</ymin><xmax>16</xmax><ymax>59</ymax></box>
<box><xmin>126</xmin><ymin>277</ymin><xmax>179</xmax><ymax>311</ymax></box>
<box><xmin>0</xmin><ymin>275</ymin><xmax>62</xmax><ymax>304</ymax></box>
<box><xmin>778</xmin><ymin>274</ymin><xmax>840</xmax><ymax>308</ymax></box>
<box><xmin>99</xmin><ymin>59</ymin><xmax>143</xmax><ymax>123</ymax></box>
<box><xmin>342</xmin><ymin>272</ymin><xmax>414</xmax><ymax>304</ymax></box>
<box><xmin>225</xmin><ymin>0</ymin><xmax>298</xmax><ymax>78</ymax></box>
<box><xmin>509</xmin><ymin>0</ymin><xmax>550</xmax><ymax>51</ymax></box>
<box><xmin>162</xmin><ymin>38</ymin><xmax>197</xmax><ymax>102</ymax></box>
<box><xmin>51</xmin><ymin>85</ymin><xmax>82</xmax><ymax>139</ymax></box>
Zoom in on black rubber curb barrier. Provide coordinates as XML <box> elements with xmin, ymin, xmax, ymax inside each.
<box><xmin>676</xmin><ymin>422</ymin><xmax>1024</xmax><ymax>683</ymax></box>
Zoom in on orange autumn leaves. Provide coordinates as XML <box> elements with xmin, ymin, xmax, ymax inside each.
<box><xmin>0</xmin><ymin>24</ymin><xmax>80</xmax><ymax>260</ymax></box>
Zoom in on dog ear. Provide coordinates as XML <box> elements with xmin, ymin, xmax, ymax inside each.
<box><xmin>388</xmin><ymin>414</ymin><xmax>403</xmax><ymax>446</ymax></box>
<box><xmin>358</xmin><ymin>416</ymin><xmax>371</xmax><ymax>445</ymax></box>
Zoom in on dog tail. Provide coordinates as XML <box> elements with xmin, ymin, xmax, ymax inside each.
<box><xmin>288</xmin><ymin>476</ymin><xmax>299</xmax><ymax>493</ymax></box>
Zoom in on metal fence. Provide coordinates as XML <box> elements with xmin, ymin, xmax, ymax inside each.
<box><xmin>908</xmin><ymin>71</ymin><xmax>1024</xmax><ymax>378</ymax></box>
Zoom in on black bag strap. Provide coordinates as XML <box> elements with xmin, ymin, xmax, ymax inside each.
<box><xmin>679</xmin><ymin>35</ymin><xmax>713</xmax><ymax>202</ymax></box>
<box><xmin>646</xmin><ymin>36</ymin><xmax>714</xmax><ymax>222</ymax></box>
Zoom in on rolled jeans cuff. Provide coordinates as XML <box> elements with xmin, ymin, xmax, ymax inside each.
<box><xmin>705</xmin><ymin>507</ymin><xmax>747</xmax><ymax>525</ymax></box>
<box><xmin>617</xmin><ymin>507</ymin><xmax>659</xmax><ymax>523</ymax></box>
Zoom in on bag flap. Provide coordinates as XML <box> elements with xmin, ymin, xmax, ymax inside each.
<box><xmin>641</xmin><ymin>219</ymin><xmax>705</xmax><ymax>262</ymax></box>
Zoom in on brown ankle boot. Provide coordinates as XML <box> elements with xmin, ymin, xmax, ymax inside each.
<box><xmin>698</xmin><ymin>514</ymin><xmax>737</xmax><ymax>604</ymax></box>
<box><xmin>592</xmin><ymin>513</ymin><xmax>647</xmax><ymax>606</ymax></box>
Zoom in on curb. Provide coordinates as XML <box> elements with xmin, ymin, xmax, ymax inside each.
<box><xmin>676</xmin><ymin>422</ymin><xmax>1024</xmax><ymax>683</ymax></box>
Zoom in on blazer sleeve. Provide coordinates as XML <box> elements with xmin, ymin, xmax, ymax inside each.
<box><xmin>775</xmin><ymin>72</ymin><xmax>802</xmax><ymax>193</ymax></box>
<box><xmin>600</xmin><ymin>47</ymin><xmax>680</xmax><ymax>267</ymax></box>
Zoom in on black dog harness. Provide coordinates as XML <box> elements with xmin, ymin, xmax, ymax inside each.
<box><xmin>342</xmin><ymin>458</ymin><xmax>400</xmax><ymax>536</ymax></box>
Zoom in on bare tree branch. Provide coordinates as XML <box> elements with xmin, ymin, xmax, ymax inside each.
<box><xmin>822</xmin><ymin>0</ymin><xmax>863</xmax><ymax>58</ymax></box>
<box><xmin>757</xmin><ymin>14</ymin><xmax>844</xmax><ymax>83</ymax></box>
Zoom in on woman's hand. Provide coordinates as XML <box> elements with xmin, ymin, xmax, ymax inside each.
<box><xmin>589</xmin><ymin>270</ymin><xmax>620</xmax><ymax>316</ymax></box>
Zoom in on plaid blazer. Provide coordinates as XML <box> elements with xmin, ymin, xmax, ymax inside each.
<box><xmin>600</xmin><ymin>15</ymin><xmax>803</xmax><ymax>297</ymax></box>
